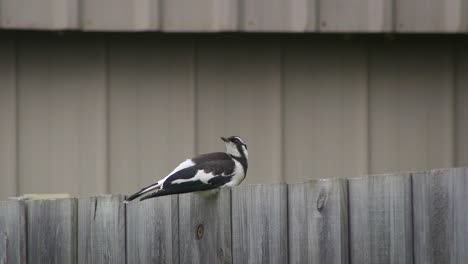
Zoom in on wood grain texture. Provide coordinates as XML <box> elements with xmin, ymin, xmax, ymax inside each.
<box><xmin>109</xmin><ymin>36</ymin><xmax>195</xmax><ymax>194</ymax></box>
<box><xmin>232</xmin><ymin>184</ymin><xmax>288</xmax><ymax>264</ymax></box>
<box><xmin>413</xmin><ymin>168</ymin><xmax>468</xmax><ymax>263</ymax></box>
<box><xmin>178</xmin><ymin>189</ymin><xmax>231</xmax><ymax>264</ymax></box>
<box><xmin>0</xmin><ymin>232</ymin><xmax>6</xmax><ymax>264</ymax></box>
<box><xmin>0</xmin><ymin>200</ymin><xmax>26</xmax><ymax>264</ymax></box>
<box><xmin>288</xmin><ymin>179</ymin><xmax>348</xmax><ymax>264</ymax></box>
<box><xmin>126</xmin><ymin>196</ymin><xmax>178</xmax><ymax>264</ymax></box>
<box><xmin>78</xmin><ymin>195</ymin><xmax>125</xmax><ymax>264</ymax></box>
<box><xmin>318</xmin><ymin>0</ymin><xmax>392</xmax><ymax>31</ymax></box>
<box><xmin>0</xmin><ymin>39</ymin><xmax>16</xmax><ymax>200</ymax></box>
<box><xmin>349</xmin><ymin>174</ymin><xmax>413</xmax><ymax>264</ymax></box>
<box><xmin>26</xmin><ymin>198</ymin><xmax>77</xmax><ymax>264</ymax></box>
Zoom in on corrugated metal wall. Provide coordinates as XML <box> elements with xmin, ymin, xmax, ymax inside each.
<box><xmin>0</xmin><ymin>0</ymin><xmax>467</xmax><ymax>32</ymax></box>
<box><xmin>0</xmin><ymin>33</ymin><xmax>467</xmax><ymax>200</ymax></box>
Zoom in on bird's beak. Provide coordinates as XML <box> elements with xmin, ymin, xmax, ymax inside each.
<box><xmin>221</xmin><ymin>137</ymin><xmax>228</xmax><ymax>142</ymax></box>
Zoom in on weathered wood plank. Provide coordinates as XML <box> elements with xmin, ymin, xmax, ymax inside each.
<box><xmin>0</xmin><ymin>232</ymin><xmax>6</xmax><ymax>264</ymax></box>
<box><xmin>78</xmin><ymin>195</ymin><xmax>126</xmax><ymax>264</ymax></box>
<box><xmin>288</xmin><ymin>179</ymin><xmax>348</xmax><ymax>264</ymax></box>
<box><xmin>178</xmin><ymin>189</ymin><xmax>231</xmax><ymax>264</ymax></box>
<box><xmin>349</xmin><ymin>174</ymin><xmax>412</xmax><ymax>264</ymax></box>
<box><xmin>126</xmin><ymin>196</ymin><xmax>178</xmax><ymax>264</ymax></box>
<box><xmin>232</xmin><ymin>184</ymin><xmax>288</xmax><ymax>264</ymax></box>
<box><xmin>0</xmin><ymin>200</ymin><xmax>26</xmax><ymax>264</ymax></box>
<box><xmin>413</xmin><ymin>168</ymin><xmax>468</xmax><ymax>263</ymax></box>
<box><xmin>27</xmin><ymin>198</ymin><xmax>77</xmax><ymax>264</ymax></box>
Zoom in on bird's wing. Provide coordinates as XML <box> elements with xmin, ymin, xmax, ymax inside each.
<box><xmin>161</xmin><ymin>152</ymin><xmax>230</xmax><ymax>181</ymax></box>
<box><xmin>140</xmin><ymin>159</ymin><xmax>235</xmax><ymax>200</ymax></box>
<box><xmin>124</xmin><ymin>152</ymin><xmax>232</xmax><ymax>203</ymax></box>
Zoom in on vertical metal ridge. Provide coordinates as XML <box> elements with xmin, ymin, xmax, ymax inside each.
<box><xmin>104</xmin><ymin>37</ymin><xmax>111</xmax><ymax>194</ymax></box>
<box><xmin>14</xmin><ymin>34</ymin><xmax>20</xmax><ymax>197</ymax></box>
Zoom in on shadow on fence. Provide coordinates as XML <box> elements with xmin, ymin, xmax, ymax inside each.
<box><xmin>1</xmin><ymin>167</ymin><xmax>467</xmax><ymax>264</ymax></box>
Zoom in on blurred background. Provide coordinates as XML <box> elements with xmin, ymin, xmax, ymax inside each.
<box><xmin>0</xmin><ymin>0</ymin><xmax>467</xmax><ymax>200</ymax></box>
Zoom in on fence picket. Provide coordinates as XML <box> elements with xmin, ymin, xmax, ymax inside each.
<box><xmin>232</xmin><ymin>183</ymin><xmax>288</xmax><ymax>264</ymax></box>
<box><xmin>349</xmin><ymin>173</ymin><xmax>412</xmax><ymax>264</ymax></box>
<box><xmin>413</xmin><ymin>168</ymin><xmax>468</xmax><ymax>264</ymax></box>
<box><xmin>288</xmin><ymin>178</ymin><xmax>348</xmax><ymax>264</ymax></box>
<box><xmin>178</xmin><ymin>189</ymin><xmax>231</xmax><ymax>264</ymax></box>
<box><xmin>126</xmin><ymin>196</ymin><xmax>178</xmax><ymax>264</ymax></box>
<box><xmin>0</xmin><ymin>200</ymin><xmax>26</xmax><ymax>264</ymax></box>
<box><xmin>26</xmin><ymin>198</ymin><xmax>77</xmax><ymax>264</ymax></box>
<box><xmin>78</xmin><ymin>195</ymin><xmax>125</xmax><ymax>264</ymax></box>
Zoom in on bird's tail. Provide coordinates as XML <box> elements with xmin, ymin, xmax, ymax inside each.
<box><xmin>123</xmin><ymin>182</ymin><xmax>161</xmax><ymax>203</ymax></box>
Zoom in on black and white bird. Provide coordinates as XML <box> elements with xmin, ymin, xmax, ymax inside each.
<box><xmin>124</xmin><ymin>136</ymin><xmax>248</xmax><ymax>203</ymax></box>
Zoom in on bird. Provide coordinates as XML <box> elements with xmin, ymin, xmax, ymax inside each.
<box><xmin>123</xmin><ymin>136</ymin><xmax>248</xmax><ymax>203</ymax></box>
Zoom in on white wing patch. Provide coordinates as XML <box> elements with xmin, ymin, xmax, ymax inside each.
<box><xmin>168</xmin><ymin>159</ymin><xmax>195</xmax><ymax>176</ymax></box>
<box><xmin>171</xmin><ymin>170</ymin><xmax>216</xmax><ymax>184</ymax></box>
<box><xmin>157</xmin><ymin>159</ymin><xmax>195</xmax><ymax>186</ymax></box>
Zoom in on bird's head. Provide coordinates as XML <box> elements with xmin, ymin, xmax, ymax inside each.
<box><xmin>221</xmin><ymin>136</ymin><xmax>248</xmax><ymax>159</ymax></box>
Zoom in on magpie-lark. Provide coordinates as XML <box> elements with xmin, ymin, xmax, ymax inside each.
<box><xmin>124</xmin><ymin>136</ymin><xmax>248</xmax><ymax>203</ymax></box>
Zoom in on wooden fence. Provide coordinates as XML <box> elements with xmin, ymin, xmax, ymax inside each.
<box><xmin>1</xmin><ymin>167</ymin><xmax>467</xmax><ymax>264</ymax></box>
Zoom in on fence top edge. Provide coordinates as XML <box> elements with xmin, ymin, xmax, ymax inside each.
<box><xmin>287</xmin><ymin>177</ymin><xmax>346</xmax><ymax>186</ymax></box>
<box><xmin>77</xmin><ymin>194</ymin><xmax>126</xmax><ymax>200</ymax></box>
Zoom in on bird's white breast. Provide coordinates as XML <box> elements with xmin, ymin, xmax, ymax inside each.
<box><xmin>224</xmin><ymin>159</ymin><xmax>245</xmax><ymax>187</ymax></box>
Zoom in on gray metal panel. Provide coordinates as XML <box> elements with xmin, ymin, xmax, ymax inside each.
<box><xmin>162</xmin><ymin>0</ymin><xmax>237</xmax><ymax>31</ymax></box>
<box><xmin>0</xmin><ymin>1</ymin><xmax>467</xmax><ymax>32</ymax></box>
<box><xmin>1</xmin><ymin>0</ymin><xmax>78</xmax><ymax>29</ymax></box>
<box><xmin>108</xmin><ymin>36</ymin><xmax>195</xmax><ymax>194</ymax></box>
<box><xmin>369</xmin><ymin>40</ymin><xmax>454</xmax><ymax>174</ymax></box>
<box><xmin>0</xmin><ymin>39</ymin><xmax>16</xmax><ymax>200</ymax></box>
<box><xmin>396</xmin><ymin>0</ymin><xmax>468</xmax><ymax>32</ymax></box>
<box><xmin>283</xmin><ymin>39</ymin><xmax>368</xmax><ymax>183</ymax></box>
<box><xmin>318</xmin><ymin>0</ymin><xmax>392</xmax><ymax>32</ymax></box>
<box><xmin>413</xmin><ymin>168</ymin><xmax>468</xmax><ymax>263</ymax></box>
<box><xmin>196</xmin><ymin>38</ymin><xmax>282</xmax><ymax>184</ymax></box>
<box><xmin>288</xmin><ymin>179</ymin><xmax>348</xmax><ymax>264</ymax></box>
<box><xmin>240</xmin><ymin>0</ymin><xmax>316</xmax><ymax>31</ymax></box>
<box><xmin>82</xmin><ymin>0</ymin><xmax>159</xmax><ymax>31</ymax></box>
<box><xmin>456</xmin><ymin>43</ymin><xmax>468</xmax><ymax>167</ymax></box>
<box><xmin>17</xmin><ymin>36</ymin><xmax>107</xmax><ymax>196</ymax></box>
